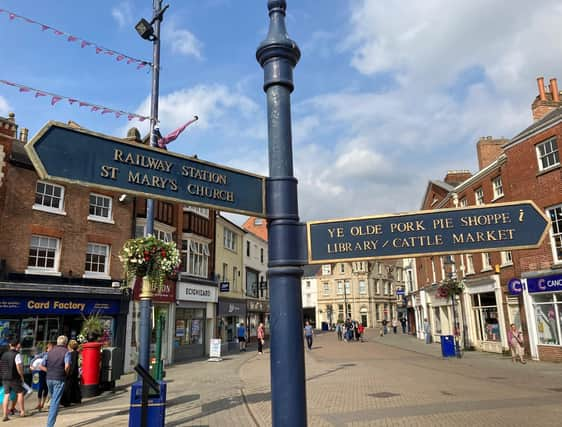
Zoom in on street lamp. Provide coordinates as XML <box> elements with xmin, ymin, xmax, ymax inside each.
<box><xmin>443</xmin><ymin>255</ymin><xmax>462</xmax><ymax>358</ymax></box>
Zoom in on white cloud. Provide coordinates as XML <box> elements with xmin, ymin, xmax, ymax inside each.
<box><xmin>0</xmin><ymin>96</ymin><xmax>10</xmax><ymax>116</ymax></box>
<box><xmin>165</xmin><ymin>24</ymin><xmax>203</xmax><ymax>60</ymax></box>
<box><xmin>111</xmin><ymin>2</ymin><xmax>133</xmax><ymax>28</ymax></box>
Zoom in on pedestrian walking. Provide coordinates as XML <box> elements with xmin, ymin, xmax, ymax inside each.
<box><xmin>424</xmin><ymin>318</ymin><xmax>431</xmax><ymax>344</ymax></box>
<box><xmin>237</xmin><ymin>322</ymin><xmax>247</xmax><ymax>352</ymax></box>
<box><xmin>358</xmin><ymin>323</ymin><xmax>365</xmax><ymax>342</ymax></box>
<box><xmin>1</xmin><ymin>339</ymin><xmax>26</xmax><ymax>421</ymax></box>
<box><xmin>61</xmin><ymin>340</ymin><xmax>81</xmax><ymax>407</ymax></box>
<box><xmin>30</xmin><ymin>343</ymin><xmax>50</xmax><ymax>411</ymax></box>
<box><xmin>41</xmin><ymin>335</ymin><xmax>71</xmax><ymax>427</ymax></box>
<box><xmin>381</xmin><ymin>318</ymin><xmax>388</xmax><ymax>335</ymax></box>
<box><xmin>508</xmin><ymin>324</ymin><xmax>526</xmax><ymax>364</ymax></box>
<box><xmin>400</xmin><ymin>317</ymin><xmax>407</xmax><ymax>334</ymax></box>
<box><xmin>354</xmin><ymin>321</ymin><xmax>360</xmax><ymax>341</ymax></box>
<box><xmin>304</xmin><ymin>321</ymin><xmax>314</xmax><ymax>350</ymax></box>
<box><xmin>257</xmin><ymin>323</ymin><xmax>265</xmax><ymax>355</ymax></box>
<box><xmin>392</xmin><ymin>318</ymin><xmax>398</xmax><ymax>334</ymax></box>
<box><xmin>335</xmin><ymin>323</ymin><xmax>343</xmax><ymax>341</ymax></box>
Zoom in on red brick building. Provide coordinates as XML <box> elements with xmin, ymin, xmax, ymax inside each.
<box><xmin>413</xmin><ymin>77</ymin><xmax>562</xmax><ymax>361</ymax></box>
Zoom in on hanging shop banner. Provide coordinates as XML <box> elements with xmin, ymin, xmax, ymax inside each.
<box><xmin>26</xmin><ymin>122</ymin><xmax>266</xmax><ymax>217</ymax></box>
<box><xmin>527</xmin><ymin>273</ymin><xmax>562</xmax><ymax>293</ymax></box>
<box><xmin>307</xmin><ymin>201</ymin><xmax>549</xmax><ymax>263</ymax></box>
<box><xmin>0</xmin><ymin>297</ymin><xmax>120</xmax><ymax>315</ymax></box>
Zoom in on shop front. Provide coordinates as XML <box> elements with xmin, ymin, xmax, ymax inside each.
<box><xmin>520</xmin><ymin>272</ymin><xmax>562</xmax><ymax>361</ymax></box>
<box><xmin>217</xmin><ymin>297</ymin><xmax>246</xmax><ymax>352</ymax></box>
<box><xmin>125</xmin><ymin>278</ymin><xmax>176</xmax><ymax>373</ymax></box>
<box><xmin>246</xmin><ymin>299</ymin><xmax>270</xmax><ymax>342</ymax></box>
<box><xmin>0</xmin><ymin>283</ymin><xmax>128</xmax><ymax>376</ymax></box>
<box><xmin>464</xmin><ymin>275</ymin><xmax>507</xmax><ymax>353</ymax></box>
<box><xmin>174</xmin><ymin>279</ymin><xmax>217</xmax><ymax>361</ymax></box>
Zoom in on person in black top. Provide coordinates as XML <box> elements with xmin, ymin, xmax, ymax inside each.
<box><xmin>1</xmin><ymin>339</ymin><xmax>26</xmax><ymax>421</ymax></box>
<box><xmin>61</xmin><ymin>340</ymin><xmax>81</xmax><ymax>407</ymax></box>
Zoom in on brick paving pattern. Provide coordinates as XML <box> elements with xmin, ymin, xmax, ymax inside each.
<box><xmin>4</xmin><ymin>329</ymin><xmax>562</xmax><ymax>426</ymax></box>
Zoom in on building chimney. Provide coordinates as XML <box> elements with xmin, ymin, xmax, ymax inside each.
<box><xmin>537</xmin><ymin>77</ymin><xmax>546</xmax><ymax>100</ymax></box>
<box><xmin>19</xmin><ymin>128</ymin><xmax>28</xmax><ymax>143</ymax></box>
<box><xmin>443</xmin><ymin>170</ymin><xmax>472</xmax><ymax>187</ymax></box>
<box><xmin>476</xmin><ymin>136</ymin><xmax>508</xmax><ymax>170</ymax></box>
<box><xmin>532</xmin><ymin>76</ymin><xmax>562</xmax><ymax>121</ymax></box>
<box><xmin>550</xmin><ymin>78</ymin><xmax>560</xmax><ymax>102</ymax></box>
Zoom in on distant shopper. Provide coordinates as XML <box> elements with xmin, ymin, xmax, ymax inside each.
<box><xmin>400</xmin><ymin>317</ymin><xmax>407</xmax><ymax>334</ymax></box>
<box><xmin>381</xmin><ymin>318</ymin><xmax>388</xmax><ymax>335</ymax></box>
<box><xmin>237</xmin><ymin>323</ymin><xmax>247</xmax><ymax>352</ymax></box>
<box><xmin>424</xmin><ymin>319</ymin><xmax>431</xmax><ymax>344</ymax></box>
<box><xmin>335</xmin><ymin>323</ymin><xmax>343</xmax><ymax>341</ymax></box>
<box><xmin>61</xmin><ymin>340</ymin><xmax>81</xmax><ymax>407</ymax></box>
<box><xmin>257</xmin><ymin>323</ymin><xmax>265</xmax><ymax>355</ymax></box>
<box><xmin>304</xmin><ymin>321</ymin><xmax>314</xmax><ymax>350</ymax></box>
<box><xmin>508</xmin><ymin>324</ymin><xmax>526</xmax><ymax>364</ymax></box>
<box><xmin>1</xmin><ymin>339</ymin><xmax>26</xmax><ymax>421</ymax></box>
<box><xmin>392</xmin><ymin>318</ymin><xmax>398</xmax><ymax>334</ymax></box>
<box><xmin>41</xmin><ymin>335</ymin><xmax>71</xmax><ymax>427</ymax></box>
<box><xmin>358</xmin><ymin>323</ymin><xmax>365</xmax><ymax>342</ymax></box>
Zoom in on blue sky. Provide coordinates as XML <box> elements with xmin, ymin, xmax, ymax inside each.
<box><xmin>2</xmin><ymin>1</ymin><xmax>562</xmax><ymax>224</ymax></box>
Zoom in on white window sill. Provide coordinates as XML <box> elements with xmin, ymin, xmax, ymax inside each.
<box><xmin>83</xmin><ymin>273</ymin><xmax>111</xmax><ymax>280</ymax></box>
<box><xmin>32</xmin><ymin>205</ymin><xmax>66</xmax><ymax>216</ymax></box>
<box><xmin>500</xmin><ymin>262</ymin><xmax>513</xmax><ymax>267</ymax></box>
<box><xmin>25</xmin><ymin>269</ymin><xmax>62</xmax><ymax>276</ymax></box>
<box><xmin>465</xmin><ymin>271</ymin><xmax>475</xmax><ymax>276</ymax></box>
<box><xmin>491</xmin><ymin>194</ymin><xmax>504</xmax><ymax>202</ymax></box>
<box><xmin>87</xmin><ymin>215</ymin><xmax>115</xmax><ymax>224</ymax></box>
<box><xmin>481</xmin><ymin>267</ymin><xmax>493</xmax><ymax>272</ymax></box>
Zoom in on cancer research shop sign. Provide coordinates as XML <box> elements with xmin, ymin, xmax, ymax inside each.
<box><xmin>527</xmin><ymin>274</ymin><xmax>562</xmax><ymax>293</ymax></box>
<box><xmin>25</xmin><ymin>122</ymin><xmax>266</xmax><ymax>217</ymax></box>
<box><xmin>307</xmin><ymin>201</ymin><xmax>549</xmax><ymax>263</ymax></box>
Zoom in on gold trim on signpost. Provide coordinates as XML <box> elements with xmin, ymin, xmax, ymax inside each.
<box><xmin>139</xmin><ymin>276</ymin><xmax>153</xmax><ymax>300</ymax></box>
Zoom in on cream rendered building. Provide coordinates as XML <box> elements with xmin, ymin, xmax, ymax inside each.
<box><xmin>215</xmin><ymin>215</ymin><xmax>245</xmax><ymax>348</ymax></box>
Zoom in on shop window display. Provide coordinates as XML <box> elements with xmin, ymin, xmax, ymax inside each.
<box><xmin>534</xmin><ymin>293</ymin><xmax>560</xmax><ymax>345</ymax></box>
<box><xmin>472</xmin><ymin>292</ymin><xmax>500</xmax><ymax>342</ymax></box>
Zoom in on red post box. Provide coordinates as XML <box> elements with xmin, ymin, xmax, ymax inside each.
<box><xmin>81</xmin><ymin>341</ymin><xmax>103</xmax><ymax>397</ymax></box>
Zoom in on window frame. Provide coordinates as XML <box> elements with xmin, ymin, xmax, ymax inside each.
<box><xmin>492</xmin><ymin>176</ymin><xmax>504</xmax><ymax>200</ymax></box>
<box><xmin>26</xmin><ymin>235</ymin><xmax>61</xmax><ymax>275</ymax></box>
<box><xmin>224</xmin><ymin>228</ymin><xmax>237</xmax><ymax>252</ymax></box>
<box><xmin>184</xmin><ymin>205</ymin><xmax>209</xmax><ymax>218</ymax></box>
<box><xmin>481</xmin><ymin>252</ymin><xmax>492</xmax><ymax>271</ymax></box>
<box><xmin>466</xmin><ymin>254</ymin><xmax>475</xmax><ymax>275</ymax></box>
<box><xmin>322</xmin><ymin>281</ymin><xmax>330</xmax><ymax>296</ymax></box>
<box><xmin>547</xmin><ymin>204</ymin><xmax>562</xmax><ymax>264</ymax></box>
<box><xmin>536</xmin><ymin>137</ymin><xmax>560</xmax><ymax>171</ymax></box>
<box><xmin>88</xmin><ymin>193</ymin><xmax>114</xmax><ymax>223</ymax></box>
<box><xmin>322</xmin><ymin>264</ymin><xmax>331</xmax><ymax>276</ymax></box>
<box><xmin>474</xmin><ymin>188</ymin><xmax>484</xmax><ymax>206</ymax></box>
<box><xmin>33</xmin><ymin>181</ymin><xmax>66</xmax><ymax>215</ymax></box>
<box><xmin>500</xmin><ymin>250</ymin><xmax>513</xmax><ymax>266</ymax></box>
<box><xmin>181</xmin><ymin>237</ymin><xmax>210</xmax><ymax>278</ymax></box>
<box><xmin>359</xmin><ymin>280</ymin><xmax>367</xmax><ymax>295</ymax></box>
<box><xmin>83</xmin><ymin>242</ymin><xmax>111</xmax><ymax>278</ymax></box>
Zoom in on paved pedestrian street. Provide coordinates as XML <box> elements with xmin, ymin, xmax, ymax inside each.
<box><xmin>5</xmin><ymin>330</ymin><xmax>562</xmax><ymax>426</ymax></box>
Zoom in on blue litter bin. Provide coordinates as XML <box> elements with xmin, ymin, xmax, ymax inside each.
<box><xmin>321</xmin><ymin>322</ymin><xmax>329</xmax><ymax>331</ymax></box>
<box><xmin>440</xmin><ymin>335</ymin><xmax>456</xmax><ymax>357</ymax></box>
<box><xmin>129</xmin><ymin>380</ymin><xmax>167</xmax><ymax>427</ymax></box>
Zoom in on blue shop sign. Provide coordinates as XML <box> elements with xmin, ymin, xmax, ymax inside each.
<box><xmin>527</xmin><ymin>274</ymin><xmax>562</xmax><ymax>293</ymax></box>
<box><xmin>0</xmin><ymin>297</ymin><xmax>120</xmax><ymax>315</ymax></box>
<box><xmin>507</xmin><ymin>278</ymin><xmax>523</xmax><ymax>295</ymax></box>
<box><xmin>219</xmin><ymin>282</ymin><xmax>230</xmax><ymax>292</ymax></box>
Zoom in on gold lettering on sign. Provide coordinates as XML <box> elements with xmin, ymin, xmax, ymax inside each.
<box><xmin>390</xmin><ymin>221</ymin><xmax>425</xmax><ymax>233</ymax></box>
<box><xmin>114</xmin><ymin>149</ymin><xmax>174</xmax><ymax>173</ymax></box>
<box><xmin>100</xmin><ymin>165</ymin><xmax>119</xmax><ymax>180</ymax></box>
<box><xmin>186</xmin><ymin>184</ymin><xmax>234</xmax><ymax>203</ymax></box>
<box><xmin>327</xmin><ymin>242</ymin><xmax>353</xmax><ymax>253</ymax></box>
<box><xmin>181</xmin><ymin>166</ymin><xmax>228</xmax><ymax>185</ymax></box>
<box><xmin>128</xmin><ymin>171</ymin><xmax>178</xmax><ymax>191</ymax></box>
<box><xmin>452</xmin><ymin>228</ymin><xmax>515</xmax><ymax>244</ymax></box>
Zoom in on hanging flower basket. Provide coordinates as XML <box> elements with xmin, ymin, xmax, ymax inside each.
<box><xmin>119</xmin><ymin>235</ymin><xmax>181</xmax><ymax>291</ymax></box>
<box><xmin>437</xmin><ymin>279</ymin><xmax>464</xmax><ymax>299</ymax></box>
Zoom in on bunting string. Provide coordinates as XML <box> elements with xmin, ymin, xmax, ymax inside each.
<box><xmin>0</xmin><ymin>8</ymin><xmax>151</xmax><ymax>70</ymax></box>
<box><xmin>0</xmin><ymin>79</ymin><xmax>151</xmax><ymax>122</ymax></box>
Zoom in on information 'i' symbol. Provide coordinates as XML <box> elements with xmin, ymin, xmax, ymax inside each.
<box><xmin>519</xmin><ymin>209</ymin><xmax>525</xmax><ymax>222</ymax></box>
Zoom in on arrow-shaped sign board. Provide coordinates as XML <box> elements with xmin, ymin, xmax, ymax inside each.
<box><xmin>307</xmin><ymin>201</ymin><xmax>549</xmax><ymax>264</ymax></box>
<box><xmin>25</xmin><ymin>122</ymin><xmax>266</xmax><ymax>217</ymax></box>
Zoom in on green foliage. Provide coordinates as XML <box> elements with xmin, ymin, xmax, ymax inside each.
<box><xmin>437</xmin><ymin>279</ymin><xmax>464</xmax><ymax>299</ymax></box>
<box><xmin>119</xmin><ymin>235</ymin><xmax>181</xmax><ymax>290</ymax></box>
<box><xmin>80</xmin><ymin>312</ymin><xmax>104</xmax><ymax>339</ymax></box>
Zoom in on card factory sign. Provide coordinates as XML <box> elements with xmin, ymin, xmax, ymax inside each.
<box><xmin>25</xmin><ymin>122</ymin><xmax>266</xmax><ymax>216</ymax></box>
<box><xmin>307</xmin><ymin>201</ymin><xmax>549</xmax><ymax>263</ymax></box>
<box><xmin>177</xmin><ymin>282</ymin><xmax>218</xmax><ymax>303</ymax></box>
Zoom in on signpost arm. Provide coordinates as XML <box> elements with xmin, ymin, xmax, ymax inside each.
<box><xmin>257</xmin><ymin>1</ymin><xmax>307</xmax><ymax>426</ymax></box>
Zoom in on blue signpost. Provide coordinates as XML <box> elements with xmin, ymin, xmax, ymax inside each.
<box><xmin>25</xmin><ymin>122</ymin><xmax>266</xmax><ymax>217</ymax></box>
<box><xmin>307</xmin><ymin>201</ymin><xmax>549</xmax><ymax>263</ymax></box>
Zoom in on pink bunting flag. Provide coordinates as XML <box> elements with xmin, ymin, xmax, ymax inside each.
<box><xmin>53</xmin><ymin>30</ymin><xmax>64</xmax><ymax>36</ymax></box>
<box><xmin>41</xmin><ymin>25</ymin><xmax>50</xmax><ymax>31</ymax></box>
<box><xmin>24</xmin><ymin>18</ymin><xmax>36</xmax><ymax>24</ymax></box>
<box><xmin>103</xmin><ymin>50</ymin><xmax>115</xmax><ymax>56</ymax></box>
<box><xmin>51</xmin><ymin>96</ymin><xmax>63</xmax><ymax>105</ymax></box>
<box><xmin>137</xmin><ymin>62</ymin><xmax>147</xmax><ymax>70</ymax></box>
<box><xmin>79</xmin><ymin>101</ymin><xmax>89</xmax><ymax>108</ymax></box>
<box><xmin>35</xmin><ymin>91</ymin><xmax>46</xmax><ymax>98</ymax></box>
<box><xmin>127</xmin><ymin>58</ymin><xmax>135</xmax><ymax>64</ymax></box>
<box><xmin>68</xmin><ymin>35</ymin><xmax>78</xmax><ymax>42</ymax></box>
<box><xmin>91</xmin><ymin>106</ymin><xmax>100</xmax><ymax>112</ymax></box>
<box><xmin>101</xmin><ymin>108</ymin><xmax>112</xmax><ymax>115</ymax></box>
<box><xmin>138</xmin><ymin>117</ymin><xmax>147</xmax><ymax>122</ymax></box>
<box><xmin>157</xmin><ymin>116</ymin><xmax>199</xmax><ymax>147</ymax></box>
<box><xmin>116</xmin><ymin>55</ymin><xmax>125</xmax><ymax>62</ymax></box>
<box><xmin>115</xmin><ymin>112</ymin><xmax>123</xmax><ymax>118</ymax></box>
<box><xmin>95</xmin><ymin>47</ymin><xmax>102</xmax><ymax>54</ymax></box>
<box><xmin>127</xmin><ymin>114</ymin><xmax>135</xmax><ymax>121</ymax></box>
<box><xmin>81</xmin><ymin>40</ymin><xmax>91</xmax><ymax>48</ymax></box>
<box><xmin>68</xmin><ymin>99</ymin><xmax>78</xmax><ymax>105</ymax></box>
<box><xmin>19</xmin><ymin>87</ymin><xmax>30</xmax><ymax>92</ymax></box>
<box><xmin>9</xmin><ymin>13</ymin><xmax>16</xmax><ymax>20</ymax></box>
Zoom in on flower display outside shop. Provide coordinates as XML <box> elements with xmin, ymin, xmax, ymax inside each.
<box><xmin>119</xmin><ymin>235</ymin><xmax>181</xmax><ymax>291</ymax></box>
<box><xmin>437</xmin><ymin>279</ymin><xmax>464</xmax><ymax>299</ymax></box>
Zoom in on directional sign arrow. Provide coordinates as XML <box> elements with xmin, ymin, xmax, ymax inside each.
<box><xmin>25</xmin><ymin>122</ymin><xmax>266</xmax><ymax>217</ymax></box>
<box><xmin>307</xmin><ymin>201</ymin><xmax>550</xmax><ymax>264</ymax></box>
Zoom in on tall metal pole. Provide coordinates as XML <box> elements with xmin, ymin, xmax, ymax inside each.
<box><xmin>257</xmin><ymin>1</ymin><xmax>307</xmax><ymax>426</ymax></box>
<box><xmin>139</xmin><ymin>0</ymin><xmax>163</xmax><ymax>375</ymax></box>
